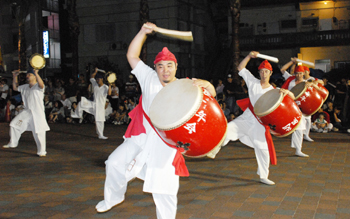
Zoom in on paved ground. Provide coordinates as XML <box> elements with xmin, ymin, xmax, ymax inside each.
<box><xmin>1</xmin><ymin>122</ymin><xmax>350</xmax><ymax>219</ymax></box>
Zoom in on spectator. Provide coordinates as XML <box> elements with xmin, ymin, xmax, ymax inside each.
<box><xmin>334</xmin><ymin>78</ymin><xmax>347</xmax><ymax>107</ymax></box>
<box><xmin>109</xmin><ymin>83</ymin><xmax>119</xmax><ymax>110</ymax></box>
<box><xmin>125</xmin><ymin>98</ymin><xmax>136</xmax><ymax>112</ymax></box>
<box><xmin>44</xmin><ymin>95</ymin><xmax>53</xmax><ymax>119</ymax></box>
<box><xmin>14</xmin><ymin>101</ymin><xmax>24</xmax><ymax>117</ymax></box>
<box><xmin>45</xmin><ymin>79</ymin><xmax>55</xmax><ymax>102</ymax></box>
<box><xmin>53</xmin><ymin>81</ymin><xmax>65</xmax><ymax>101</ymax></box>
<box><xmin>218</xmin><ymin>100</ymin><xmax>230</xmax><ymax>120</ymax></box>
<box><xmin>66</xmin><ymin>102</ymin><xmax>79</xmax><ymax>124</ymax></box>
<box><xmin>60</xmin><ymin>94</ymin><xmax>72</xmax><ymax>117</ymax></box>
<box><xmin>124</xmin><ymin>74</ymin><xmax>139</xmax><ymax>101</ymax></box>
<box><xmin>65</xmin><ymin>77</ymin><xmax>78</xmax><ymax>103</ymax></box>
<box><xmin>48</xmin><ymin>100</ymin><xmax>64</xmax><ymax>123</ymax></box>
<box><xmin>113</xmin><ymin>104</ymin><xmax>128</xmax><ymax>125</ymax></box>
<box><xmin>329</xmin><ymin>106</ymin><xmax>347</xmax><ymax>132</ymax></box>
<box><xmin>76</xmin><ymin>74</ymin><xmax>88</xmax><ymax>100</ymax></box>
<box><xmin>215</xmin><ymin>79</ymin><xmax>225</xmax><ymax>97</ymax></box>
<box><xmin>223</xmin><ymin>74</ymin><xmax>236</xmax><ymax>114</ymax></box>
<box><xmin>0</xmin><ymin>78</ymin><xmax>9</xmax><ymax>108</ymax></box>
<box><xmin>227</xmin><ymin>112</ymin><xmax>235</xmax><ymax>122</ymax></box>
<box><xmin>311</xmin><ymin>112</ymin><xmax>332</xmax><ymax>133</ymax></box>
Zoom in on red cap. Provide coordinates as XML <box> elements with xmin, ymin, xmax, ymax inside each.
<box><xmin>303</xmin><ymin>66</ymin><xmax>310</xmax><ymax>72</ymax></box>
<box><xmin>258</xmin><ymin>60</ymin><xmax>272</xmax><ymax>71</ymax></box>
<box><xmin>295</xmin><ymin>65</ymin><xmax>304</xmax><ymax>73</ymax></box>
<box><xmin>154</xmin><ymin>47</ymin><xmax>177</xmax><ymax>64</ymax></box>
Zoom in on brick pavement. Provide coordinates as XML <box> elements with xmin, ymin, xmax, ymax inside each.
<box><xmin>0</xmin><ymin>122</ymin><xmax>350</xmax><ymax>219</ymax></box>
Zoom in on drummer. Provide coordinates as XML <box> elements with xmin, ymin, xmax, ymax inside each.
<box><xmin>208</xmin><ymin>51</ymin><xmax>295</xmax><ymax>185</ymax></box>
<box><xmin>3</xmin><ymin>69</ymin><xmax>50</xmax><ymax>156</ymax></box>
<box><xmin>95</xmin><ymin>22</ymin><xmax>216</xmax><ymax>218</ymax></box>
<box><xmin>280</xmin><ymin>58</ymin><xmax>321</xmax><ymax>155</ymax></box>
<box><xmin>71</xmin><ymin>68</ymin><xmax>112</xmax><ymax>139</ymax></box>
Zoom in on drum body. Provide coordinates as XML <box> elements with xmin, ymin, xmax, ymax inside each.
<box><xmin>254</xmin><ymin>89</ymin><xmax>302</xmax><ymax>137</ymax></box>
<box><xmin>317</xmin><ymin>83</ymin><xmax>329</xmax><ymax>101</ymax></box>
<box><xmin>149</xmin><ymin>79</ymin><xmax>227</xmax><ymax>158</ymax></box>
<box><xmin>290</xmin><ymin>82</ymin><xmax>323</xmax><ymax>116</ymax></box>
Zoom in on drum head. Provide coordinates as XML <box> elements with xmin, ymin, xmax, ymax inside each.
<box><xmin>30</xmin><ymin>53</ymin><xmax>46</xmax><ymax>69</ymax></box>
<box><xmin>149</xmin><ymin>79</ymin><xmax>202</xmax><ymax>130</ymax></box>
<box><xmin>290</xmin><ymin>82</ymin><xmax>306</xmax><ymax>99</ymax></box>
<box><xmin>254</xmin><ymin>89</ymin><xmax>283</xmax><ymax>117</ymax></box>
<box><xmin>107</xmin><ymin>72</ymin><xmax>116</xmax><ymax>84</ymax></box>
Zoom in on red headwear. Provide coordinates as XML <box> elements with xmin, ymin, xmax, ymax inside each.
<box><xmin>294</xmin><ymin>65</ymin><xmax>304</xmax><ymax>73</ymax></box>
<box><xmin>153</xmin><ymin>47</ymin><xmax>177</xmax><ymax>64</ymax></box>
<box><xmin>258</xmin><ymin>60</ymin><xmax>272</xmax><ymax>71</ymax></box>
<box><xmin>303</xmin><ymin>66</ymin><xmax>310</xmax><ymax>72</ymax></box>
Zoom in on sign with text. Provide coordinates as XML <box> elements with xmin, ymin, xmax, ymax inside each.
<box><xmin>43</xmin><ymin>31</ymin><xmax>49</xmax><ymax>58</ymax></box>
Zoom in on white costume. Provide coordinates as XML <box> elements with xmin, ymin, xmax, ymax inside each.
<box><xmin>282</xmin><ymin>71</ymin><xmax>307</xmax><ymax>153</ymax></box>
<box><xmin>96</xmin><ymin>61</ymin><xmax>179</xmax><ymax>219</ymax></box>
<box><xmin>72</xmin><ymin>78</ymin><xmax>108</xmax><ymax>138</ymax></box>
<box><xmin>209</xmin><ymin>68</ymin><xmax>274</xmax><ymax>180</ymax></box>
<box><xmin>6</xmin><ymin>83</ymin><xmax>50</xmax><ymax>156</ymax></box>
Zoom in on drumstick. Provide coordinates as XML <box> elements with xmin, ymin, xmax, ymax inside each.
<box><xmin>144</xmin><ymin>24</ymin><xmax>193</xmax><ymax>42</ymax></box>
<box><xmin>295</xmin><ymin>58</ymin><xmax>315</xmax><ymax>67</ymax></box>
<box><xmin>256</xmin><ymin>53</ymin><xmax>279</xmax><ymax>63</ymax></box>
<box><xmin>96</xmin><ymin>69</ymin><xmax>106</xmax><ymax>73</ymax></box>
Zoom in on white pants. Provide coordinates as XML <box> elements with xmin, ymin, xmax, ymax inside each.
<box><xmin>8</xmin><ymin>127</ymin><xmax>46</xmax><ymax>156</ymax></box>
<box><xmin>102</xmin><ymin>139</ymin><xmax>177</xmax><ymax>218</ymax></box>
<box><xmin>96</xmin><ymin>121</ymin><xmax>105</xmax><ymax>137</ymax></box>
<box><xmin>291</xmin><ymin>130</ymin><xmax>303</xmax><ymax>153</ymax></box>
<box><xmin>255</xmin><ymin>148</ymin><xmax>270</xmax><ymax>179</ymax></box>
<box><xmin>303</xmin><ymin>116</ymin><xmax>311</xmax><ymax>137</ymax></box>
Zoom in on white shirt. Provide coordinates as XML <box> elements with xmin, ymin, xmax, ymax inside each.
<box><xmin>0</xmin><ymin>84</ymin><xmax>9</xmax><ymax>99</ymax></box>
<box><xmin>61</xmin><ymin>98</ymin><xmax>72</xmax><ymax>109</ymax></box>
<box><xmin>90</xmin><ymin>78</ymin><xmax>109</xmax><ymax>121</ymax></box>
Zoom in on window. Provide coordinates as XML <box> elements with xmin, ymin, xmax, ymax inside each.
<box><xmin>302</xmin><ymin>18</ymin><xmax>318</xmax><ymax>27</ymax></box>
<box><xmin>281</xmin><ymin>20</ymin><xmax>296</xmax><ymax>29</ymax></box>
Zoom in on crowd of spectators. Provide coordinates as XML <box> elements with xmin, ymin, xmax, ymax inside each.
<box><xmin>0</xmin><ymin>73</ymin><xmax>141</xmax><ymax>126</ymax></box>
<box><xmin>1</xmin><ymin>69</ymin><xmax>350</xmax><ymax>135</ymax></box>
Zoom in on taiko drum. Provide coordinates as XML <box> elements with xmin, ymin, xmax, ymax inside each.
<box><xmin>290</xmin><ymin>81</ymin><xmax>323</xmax><ymax>116</ymax></box>
<box><xmin>149</xmin><ymin>79</ymin><xmax>227</xmax><ymax>158</ymax></box>
<box><xmin>254</xmin><ymin>89</ymin><xmax>302</xmax><ymax>137</ymax></box>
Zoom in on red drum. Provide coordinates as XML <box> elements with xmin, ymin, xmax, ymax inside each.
<box><xmin>316</xmin><ymin>83</ymin><xmax>329</xmax><ymax>102</ymax></box>
<box><xmin>149</xmin><ymin>79</ymin><xmax>227</xmax><ymax>158</ymax></box>
<box><xmin>290</xmin><ymin>81</ymin><xmax>323</xmax><ymax>116</ymax></box>
<box><xmin>254</xmin><ymin>89</ymin><xmax>302</xmax><ymax>137</ymax></box>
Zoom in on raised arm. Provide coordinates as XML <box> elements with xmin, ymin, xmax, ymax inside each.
<box><xmin>91</xmin><ymin>68</ymin><xmax>98</xmax><ymax>79</ymax></box>
<box><xmin>280</xmin><ymin>57</ymin><xmax>297</xmax><ymax>73</ymax></box>
<box><xmin>126</xmin><ymin>22</ymin><xmax>156</xmax><ymax>70</ymax></box>
<box><xmin>238</xmin><ymin>51</ymin><xmax>258</xmax><ymax>72</ymax></box>
<box><xmin>12</xmin><ymin>70</ymin><xmax>20</xmax><ymax>91</ymax></box>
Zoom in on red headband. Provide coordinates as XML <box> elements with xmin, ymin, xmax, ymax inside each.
<box><xmin>258</xmin><ymin>60</ymin><xmax>272</xmax><ymax>71</ymax></box>
<box><xmin>295</xmin><ymin>65</ymin><xmax>304</xmax><ymax>73</ymax></box>
<box><xmin>154</xmin><ymin>47</ymin><xmax>177</xmax><ymax>64</ymax></box>
<box><xmin>303</xmin><ymin>66</ymin><xmax>310</xmax><ymax>72</ymax></box>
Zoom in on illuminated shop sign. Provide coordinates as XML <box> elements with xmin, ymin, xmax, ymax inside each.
<box><xmin>43</xmin><ymin>30</ymin><xmax>49</xmax><ymax>58</ymax></box>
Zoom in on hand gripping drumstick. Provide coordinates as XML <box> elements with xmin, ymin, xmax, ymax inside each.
<box><xmin>294</xmin><ymin>58</ymin><xmax>315</xmax><ymax>67</ymax></box>
<box><xmin>256</xmin><ymin>53</ymin><xmax>279</xmax><ymax>63</ymax></box>
<box><xmin>143</xmin><ymin>24</ymin><xmax>193</xmax><ymax>42</ymax></box>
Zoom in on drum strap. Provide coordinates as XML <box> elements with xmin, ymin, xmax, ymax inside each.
<box><xmin>281</xmin><ymin>76</ymin><xmax>295</xmax><ymax>89</ymax></box>
<box><xmin>124</xmin><ymin>95</ymin><xmax>189</xmax><ymax>177</ymax></box>
<box><xmin>248</xmin><ymin>102</ymin><xmax>277</xmax><ymax>165</ymax></box>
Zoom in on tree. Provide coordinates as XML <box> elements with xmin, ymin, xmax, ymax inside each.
<box><xmin>139</xmin><ymin>0</ymin><xmax>149</xmax><ymax>63</ymax></box>
<box><xmin>7</xmin><ymin>0</ymin><xmax>31</xmax><ymax>70</ymax></box>
<box><xmin>66</xmin><ymin>0</ymin><xmax>80</xmax><ymax>77</ymax></box>
<box><xmin>229</xmin><ymin>0</ymin><xmax>241</xmax><ymax>80</ymax></box>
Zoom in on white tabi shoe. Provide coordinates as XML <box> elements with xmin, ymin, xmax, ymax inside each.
<box><xmin>260</xmin><ymin>178</ymin><xmax>275</xmax><ymax>185</ymax></box>
<box><xmin>96</xmin><ymin>200</ymin><xmax>123</xmax><ymax>213</ymax></box>
<box><xmin>98</xmin><ymin>136</ymin><xmax>108</xmax><ymax>140</ymax></box>
<box><xmin>295</xmin><ymin>151</ymin><xmax>309</xmax><ymax>157</ymax></box>
<box><xmin>3</xmin><ymin>144</ymin><xmax>17</xmax><ymax>148</ymax></box>
<box><xmin>303</xmin><ymin>135</ymin><xmax>314</xmax><ymax>142</ymax></box>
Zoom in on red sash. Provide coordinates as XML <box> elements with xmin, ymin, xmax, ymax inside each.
<box><xmin>236</xmin><ymin>98</ymin><xmax>277</xmax><ymax>165</ymax></box>
<box><xmin>124</xmin><ymin>96</ymin><xmax>189</xmax><ymax>177</ymax></box>
<box><xmin>281</xmin><ymin>76</ymin><xmax>295</xmax><ymax>89</ymax></box>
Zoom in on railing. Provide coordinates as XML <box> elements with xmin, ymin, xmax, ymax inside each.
<box><xmin>239</xmin><ymin>29</ymin><xmax>350</xmax><ymax>50</ymax></box>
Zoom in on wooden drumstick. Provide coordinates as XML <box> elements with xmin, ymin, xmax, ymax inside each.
<box><xmin>96</xmin><ymin>69</ymin><xmax>106</xmax><ymax>73</ymax></box>
<box><xmin>295</xmin><ymin>58</ymin><xmax>315</xmax><ymax>67</ymax></box>
<box><xmin>144</xmin><ymin>24</ymin><xmax>193</xmax><ymax>42</ymax></box>
<box><xmin>256</xmin><ymin>53</ymin><xmax>279</xmax><ymax>63</ymax></box>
